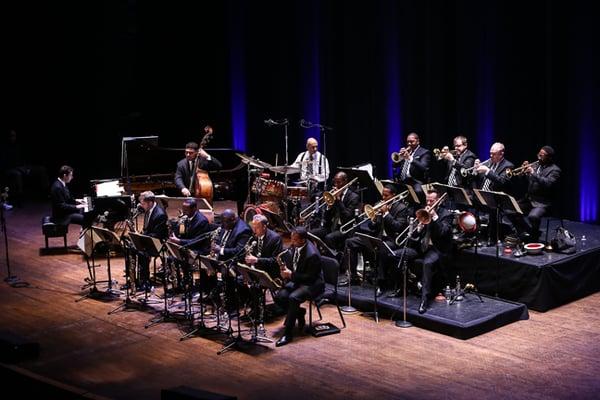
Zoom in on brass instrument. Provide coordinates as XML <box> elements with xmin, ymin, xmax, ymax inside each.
<box><xmin>274</xmin><ymin>249</ymin><xmax>290</xmax><ymax>287</ymax></box>
<box><xmin>432</xmin><ymin>146</ymin><xmax>459</xmax><ymax>161</ymax></box>
<box><xmin>244</xmin><ymin>239</ymin><xmax>257</xmax><ymax>257</ymax></box>
<box><xmin>391</xmin><ymin>147</ymin><xmax>411</xmax><ymax>163</ymax></box>
<box><xmin>299</xmin><ymin>177</ymin><xmax>358</xmax><ymax>220</ymax></box>
<box><xmin>395</xmin><ymin>192</ymin><xmax>448</xmax><ymax>246</ymax></box>
<box><xmin>339</xmin><ymin>190</ymin><xmax>408</xmax><ymax>234</ymax></box>
<box><xmin>209</xmin><ymin>227</ymin><xmax>222</xmax><ymax>258</ymax></box>
<box><xmin>506</xmin><ymin>160</ymin><xmax>539</xmax><ymax>177</ymax></box>
<box><xmin>460</xmin><ymin>158</ymin><xmax>491</xmax><ymax>177</ymax></box>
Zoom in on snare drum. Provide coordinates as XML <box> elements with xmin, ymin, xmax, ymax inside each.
<box><xmin>287</xmin><ymin>186</ymin><xmax>308</xmax><ymax>200</ymax></box>
<box><xmin>260</xmin><ymin>180</ymin><xmax>285</xmax><ymax>202</ymax></box>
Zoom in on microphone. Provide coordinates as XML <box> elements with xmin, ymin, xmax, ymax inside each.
<box><xmin>264</xmin><ymin>119</ymin><xmax>277</xmax><ymax>126</ymax></box>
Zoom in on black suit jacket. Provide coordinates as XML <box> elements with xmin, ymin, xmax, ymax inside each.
<box><xmin>527</xmin><ymin>163</ymin><xmax>561</xmax><ymax>207</ymax></box>
<box><xmin>251</xmin><ymin>228</ymin><xmax>284</xmax><ymax>280</ymax></box>
<box><xmin>324</xmin><ymin>188</ymin><xmax>360</xmax><ymax>231</ymax></box>
<box><xmin>409</xmin><ymin>207</ymin><xmax>454</xmax><ymax>255</ymax></box>
<box><xmin>143</xmin><ymin>204</ymin><xmax>168</xmax><ymax>241</ymax></box>
<box><xmin>289</xmin><ymin>241</ymin><xmax>323</xmax><ymax>286</ymax></box>
<box><xmin>367</xmin><ymin>199</ymin><xmax>409</xmax><ymax>237</ymax></box>
<box><xmin>446</xmin><ymin>149</ymin><xmax>477</xmax><ymax>187</ymax></box>
<box><xmin>216</xmin><ymin>218</ymin><xmax>252</xmax><ymax>261</ymax></box>
<box><xmin>175</xmin><ymin>156</ymin><xmax>223</xmax><ymax>193</ymax></box>
<box><xmin>393</xmin><ymin>146</ymin><xmax>432</xmax><ymax>184</ymax></box>
<box><xmin>50</xmin><ymin>179</ymin><xmax>80</xmax><ymax>224</ymax></box>
<box><xmin>176</xmin><ymin>211</ymin><xmax>211</xmax><ymax>251</ymax></box>
<box><xmin>474</xmin><ymin>158</ymin><xmax>514</xmax><ymax>193</ymax></box>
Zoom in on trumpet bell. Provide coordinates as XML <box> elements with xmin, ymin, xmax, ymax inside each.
<box><xmin>391</xmin><ymin>152</ymin><xmax>401</xmax><ymax>163</ymax></box>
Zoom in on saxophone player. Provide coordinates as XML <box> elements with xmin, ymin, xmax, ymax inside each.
<box><xmin>168</xmin><ymin>198</ymin><xmax>212</xmax><ymax>254</ymax></box>
<box><xmin>244</xmin><ymin>214</ymin><xmax>283</xmax><ymax>280</ymax></box>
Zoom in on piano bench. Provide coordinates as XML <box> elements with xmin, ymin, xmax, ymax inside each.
<box><xmin>41</xmin><ymin>216</ymin><xmax>69</xmax><ymax>250</ymax></box>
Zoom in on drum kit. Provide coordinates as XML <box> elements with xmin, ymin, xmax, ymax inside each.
<box><xmin>237</xmin><ymin>153</ymin><xmax>309</xmax><ymax>229</ymax></box>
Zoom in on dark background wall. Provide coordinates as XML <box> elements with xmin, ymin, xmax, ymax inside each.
<box><xmin>4</xmin><ymin>0</ymin><xmax>599</xmax><ymax>222</ymax></box>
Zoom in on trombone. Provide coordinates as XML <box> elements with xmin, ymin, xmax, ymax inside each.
<box><xmin>339</xmin><ymin>190</ymin><xmax>408</xmax><ymax>234</ymax></box>
<box><xmin>506</xmin><ymin>160</ymin><xmax>539</xmax><ymax>177</ymax></box>
<box><xmin>460</xmin><ymin>158</ymin><xmax>491</xmax><ymax>177</ymax></box>
<box><xmin>299</xmin><ymin>177</ymin><xmax>358</xmax><ymax>221</ymax></box>
<box><xmin>395</xmin><ymin>192</ymin><xmax>448</xmax><ymax>247</ymax></box>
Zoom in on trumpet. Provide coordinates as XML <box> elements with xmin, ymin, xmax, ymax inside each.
<box><xmin>339</xmin><ymin>190</ymin><xmax>408</xmax><ymax>234</ymax></box>
<box><xmin>391</xmin><ymin>147</ymin><xmax>412</xmax><ymax>163</ymax></box>
<box><xmin>395</xmin><ymin>192</ymin><xmax>448</xmax><ymax>246</ymax></box>
<box><xmin>460</xmin><ymin>158</ymin><xmax>491</xmax><ymax>177</ymax></box>
<box><xmin>299</xmin><ymin>177</ymin><xmax>358</xmax><ymax>220</ymax></box>
<box><xmin>506</xmin><ymin>160</ymin><xmax>539</xmax><ymax>177</ymax></box>
<box><xmin>433</xmin><ymin>146</ymin><xmax>459</xmax><ymax>161</ymax></box>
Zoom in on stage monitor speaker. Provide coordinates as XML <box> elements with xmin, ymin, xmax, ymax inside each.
<box><xmin>161</xmin><ymin>386</ymin><xmax>236</xmax><ymax>400</ymax></box>
<box><xmin>0</xmin><ymin>331</ymin><xmax>40</xmax><ymax>363</ymax></box>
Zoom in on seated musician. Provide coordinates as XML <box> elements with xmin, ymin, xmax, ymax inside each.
<box><xmin>50</xmin><ymin>165</ymin><xmax>85</xmax><ymax>226</ymax></box>
<box><xmin>137</xmin><ymin>191</ymin><xmax>168</xmax><ymax>291</ymax></box>
<box><xmin>387</xmin><ymin>189</ymin><xmax>453</xmax><ymax>314</ymax></box>
<box><xmin>309</xmin><ymin>171</ymin><xmax>360</xmax><ymax>252</ymax></box>
<box><xmin>292</xmin><ymin>137</ymin><xmax>330</xmax><ymax>194</ymax></box>
<box><xmin>175</xmin><ymin>141</ymin><xmax>223</xmax><ymax>197</ymax></box>
<box><xmin>244</xmin><ymin>214</ymin><xmax>283</xmax><ymax>280</ymax></box>
<box><xmin>507</xmin><ymin>146</ymin><xmax>561</xmax><ymax>242</ymax></box>
<box><xmin>392</xmin><ymin>132</ymin><xmax>432</xmax><ymax>188</ymax></box>
<box><xmin>341</xmin><ymin>184</ymin><xmax>409</xmax><ymax>292</ymax></box>
<box><xmin>442</xmin><ymin>135</ymin><xmax>477</xmax><ymax>188</ymax></box>
<box><xmin>168</xmin><ymin>198</ymin><xmax>212</xmax><ymax>254</ymax></box>
<box><xmin>274</xmin><ymin>226</ymin><xmax>324</xmax><ymax>347</ymax></box>
<box><xmin>472</xmin><ymin>142</ymin><xmax>514</xmax><ymax>193</ymax></box>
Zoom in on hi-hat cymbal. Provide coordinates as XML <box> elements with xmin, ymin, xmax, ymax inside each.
<box><xmin>269</xmin><ymin>165</ymin><xmax>301</xmax><ymax>174</ymax></box>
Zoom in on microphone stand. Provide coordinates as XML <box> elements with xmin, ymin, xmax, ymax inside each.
<box><xmin>1</xmin><ymin>193</ymin><xmax>19</xmax><ymax>286</ymax></box>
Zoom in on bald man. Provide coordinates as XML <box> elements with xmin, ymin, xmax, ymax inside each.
<box><xmin>292</xmin><ymin>137</ymin><xmax>330</xmax><ymax>192</ymax></box>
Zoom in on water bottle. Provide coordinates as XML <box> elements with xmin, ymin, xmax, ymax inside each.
<box><xmin>444</xmin><ymin>285</ymin><xmax>452</xmax><ymax>303</ymax></box>
<box><xmin>581</xmin><ymin>235</ymin><xmax>587</xmax><ymax>249</ymax></box>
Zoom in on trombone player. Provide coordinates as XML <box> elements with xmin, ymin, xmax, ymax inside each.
<box><xmin>506</xmin><ymin>146</ymin><xmax>561</xmax><ymax>242</ymax></box>
<box><xmin>384</xmin><ymin>189</ymin><xmax>453</xmax><ymax>314</ymax></box>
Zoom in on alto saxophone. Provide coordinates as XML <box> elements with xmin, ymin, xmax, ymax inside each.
<box><xmin>274</xmin><ymin>249</ymin><xmax>290</xmax><ymax>287</ymax></box>
<box><xmin>209</xmin><ymin>227</ymin><xmax>222</xmax><ymax>258</ymax></box>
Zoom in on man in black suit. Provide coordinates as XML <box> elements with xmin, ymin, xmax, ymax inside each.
<box><xmin>393</xmin><ymin>132</ymin><xmax>432</xmax><ymax>186</ymax></box>
<box><xmin>211</xmin><ymin>209</ymin><xmax>252</xmax><ymax>261</ymax></box>
<box><xmin>275</xmin><ymin>227</ymin><xmax>324</xmax><ymax>347</ymax></box>
<box><xmin>309</xmin><ymin>171</ymin><xmax>360</xmax><ymax>252</ymax></box>
<box><xmin>50</xmin><ymin>165</ymin><xmax>85</xmax><ymax>226</ymax></box>
<box><xmin>244</xmin><ymin>214</ymin><xmax>284</xmax><ymax>280</ymax></box>
<box><xmin>175</xmin><ymin>141</ymin><xmax>222</xmax><ymax>197</ymax></box>
<box><xmin>442</xmin><ymin>135</ymin><xmax>477</xmax><ymax>188</ymax></box>
<box><xmin>508</xmin><ymin>146</ymin><xmax>561</xmax><ymax>241</ymax></box>
<box><xmin>472</xmin><ymin>142</ymin><xmax>514</xmax><ymax>193</ymax></box>
<box><xmin>138</xmin><ymin>191</ymin><xmax>168</xmax><ymax>290</ymax></box>
<box><xmin>168</xmin><ymin>198</ymin><xmax>212</xmax><ymax>254</ymax></box>
<box><xmin>390</xmin><ymin>190</ymin><xmax>453</xmax><ymax>314</ymax></box>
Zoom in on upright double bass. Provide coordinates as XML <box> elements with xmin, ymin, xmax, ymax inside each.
<box><xmin>191</xmin><ymin>125</ymin><xmax>215</xmax><ymax>203</ymax></box>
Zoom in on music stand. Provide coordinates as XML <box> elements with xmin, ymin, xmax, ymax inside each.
<box><xmin>128</xmin><ymin>232</ymin><xmax>163</xmax><ymax>306</ymax></box>
<box><xmin>338</xmin><ymin>166</ymin><xmax>380</xmax><ymax>206</ymax></box>
<box><xmin>307</xmin><ymin>232</ymin><xmax>338</xmax><ymax>259</ymax></box>
<box><xmin>197</xmin><ymin>255</ymin><xmax>233</xmax><ymax>337</ymax></box>
<box><xmin>472</xmin><ymin>189</ymin><xmax>522</xmax><ymax>297</ymax></box>
<box><xmin>404</xmin><ymin>184</ymin><xmax>426</xmax><ymax>206</ymax></box>
<box><xmin>431</xmin><ymin>183</ymin><xmax>473</xmax><ymax>207</ymax></box>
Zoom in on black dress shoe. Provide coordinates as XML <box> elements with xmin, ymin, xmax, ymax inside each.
<box><xmin>418</xmin><ymin>299</ymin><xmax>428</xmax><ymax>314</ymax></box>
<box><xmin>275</xmin><ymin>335</ymin><xmax>293</xmax><ymax>347</ymax></box>
<box><xmin>375</xmin><ymin>287</ymin><xmax>383</xmax><ymax>297</ymax></box>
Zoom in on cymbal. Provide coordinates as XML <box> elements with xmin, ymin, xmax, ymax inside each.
<box><xmin>269</xmin><ymin>165</ymin><xmax>301</xmax><ymax>174</ymax></box>
<box><xmin>235</xmin><ymin>153</ymin><xmax>272</xmax><ymax>169</ymax></box>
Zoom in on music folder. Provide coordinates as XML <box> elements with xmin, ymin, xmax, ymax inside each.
<box><xmin>338</xmin><ymin>165</ymin><xmax>380</xmax><ymax>203</ymax></box>
<box><xmin>236</xmin><ymin>263</ymin><xmax>281</xmax><ymax>291</ymax></box>
<box><xmin>77</xmin><ymin>226</ymin><xmax>122</xmax><ymax>257</ymax></box>
<box><xmin>128</xmin><ymin>232</ymin><xmax>163</xmax><ymax>257</ymax></box>
<box><xmin>355</xmin><ymin>232</ymin><xmax>396</xmax><ymax>256</ymax></box>
<box><xmin>165</xmin><ymin>241</ymin><xmax>197</xmax><ymax>266</ymax></box>
<box><xmin>431</xmin><ymin>183</ymin><xmax>473</xmax><ymax>206</ymax></box>
<box><xmin>472</xmin><ymin>189</ymin><xmax>522</xmax><ymax>214</ymax></box>
<box><xmin>307</xmin><ymin>232</ymin><xmax>338</xmax><ymax>259</ymax></box>
<box><xmin>197</xmin><ymin>254</ymin><xmax>224</xmax><ymax>276</ymax></box>
<box><xmin>404</xmin><ymin>184</ymin><xmax>426</xmax><ymax>206</ymax></box>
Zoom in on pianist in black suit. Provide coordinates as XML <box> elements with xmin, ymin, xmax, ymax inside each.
<box><xmin>175</xmin><ymin>141</ymin><xmax>223</xmax><ymax>197</ymax></box>
<box><xmin>138</xmin><ymin>191</ymin><xmax>168</xmax><ymax>290</ymax></box>
<box><xmin>50</xmin><ymin>165</ymin><xmax>85</xmax><ymax>225</ymax></box>
<box><xmin>275</xmin><ymin>226</ymin><xmax>324</xmax><ymax>347</ymax></box>
<box><xmin>508</xmin><ymin>146</ymin><xmax>561</xmax><ymax>241</ymax></box>
<box><xmin>168</xmin><ymin>197</ymin><xmax>212</xmax><ymax>254</ymax></box>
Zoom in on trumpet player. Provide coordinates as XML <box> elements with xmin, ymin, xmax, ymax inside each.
<box><xmin>473</xmin><ymin>142</ymin><xmax>514</xmax><ymax>193</ymax></box>
<box><xmin>168</xmin><ymin>198</ymin><xmax>211</xmax><ymax>254</ymax></box>
<box><xmin>443</xmin><ymin>135</ymin><xmax>477</xmax><ymax>188</ymax></box>
<box><xmin>392</xmin><ymin>132</ymin><xmax>432</xmax><ymax>186</ymax></box>
<box><xmin>310</xmin><ymin>171</ymin><xmax>360</xmax><ymax>252</ymax></box>
<box><xmin>384</xmin><ymin>190</ymin><xmax>453</xmax><ymax>314</ymax></box>
<box><xmin>274</xmin><ymin>227</ymin><xmax>324</xmax><ymax>347</ymax></box>
<box><xmin>506</xmin><ymin>146</ymin><xmax>561</xmax><ymax>242</ymax></box>
<box><xmin>341</xmin><ymin>185</ymin><xmax>409</xmax><ymax>291</ymax></box>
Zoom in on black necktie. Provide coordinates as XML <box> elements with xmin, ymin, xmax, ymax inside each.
<box><xmin>293</xmin><ymin>248</ymin><xmax>300</xmax><ymax>271</ymax></box>
<box><xmin>307</xmin><ymin>154</ymin><xmax>314</xmax><ymax>176</ymax></box>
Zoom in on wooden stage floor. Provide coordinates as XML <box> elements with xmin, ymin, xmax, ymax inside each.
<box><xmin>1</xmin><ymin>202</ymin><xmax>600</xmax><ymax>399</ymax></box>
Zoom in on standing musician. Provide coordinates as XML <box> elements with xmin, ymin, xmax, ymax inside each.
<box><xmin>309</xmin><ymin>171</ymin><xmax>360</xmax><ymax>252</ymax></box>
<box><xmin>443</xmin><ymin>135</ymin><xmax>477</xmax><ymax>188</ymax></box>
<box><xmin>392</xmin><ymin>132</ymin><xmax>432</xmax><ymax>186</ymax></box>
<box><xmin>387</xmin><ymin>189</ymin><xmax>453</xmax><ymax>314</ymax></box>
<box><xmin>137</xmin><ymin>191</ymin><xmax>168</xmax><ymax>291</ymax></box>
<box><xmin>507</xmin><ymin>146</ymin><xmax>561</xmax><ymax>242</ymax></box>
<box><xmin>341</xmin><ymin>184</ymin><xmax>409</xmax><ymax>291</ymax></box>
<box><xmin>168</xmin><ymin>198</ymin><xmax>212</xmax><ymax>254</ymax></box>
<box><xmin>274</xmin><ymin>226</ymin><xmax>324</xmax><ymax>347</ymax></box>
<box><xmin>292</xmin><ymin>137</ymin><xmax>330</xmax><ymax>193</ymax></box>
<box><xmin>175</xmin><ymin>130</ymin><xmax>223</xmax><ymax>198</ymax></box>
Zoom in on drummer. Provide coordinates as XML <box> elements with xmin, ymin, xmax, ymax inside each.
<box><xmin>292</xmin><ymin>137</ymin><xmax>330</xmax><ymax>194</ymax></box>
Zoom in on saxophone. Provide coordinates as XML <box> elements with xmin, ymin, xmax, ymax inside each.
<box><xmin>274</xmin><ymin>249</ymin><xmax>290</xmax><ymax>287</ymax></box>
<box><xmin>209</xmin><ymin>227</ymin><xmax>222</xmax><ymax>258</ymax></box>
